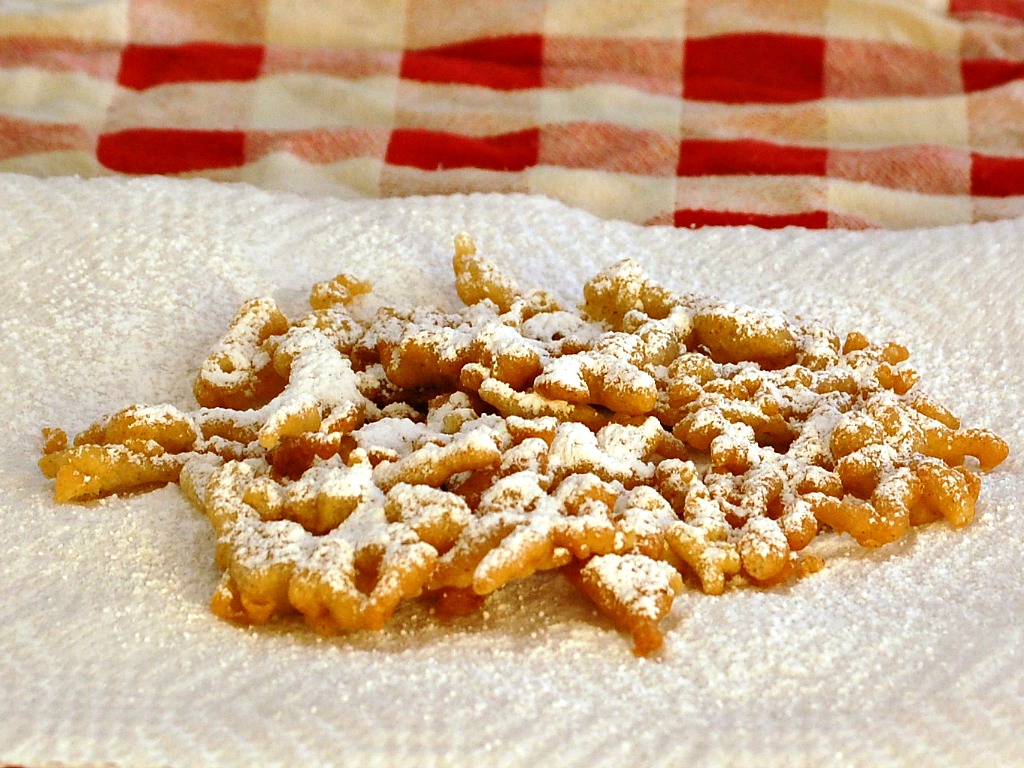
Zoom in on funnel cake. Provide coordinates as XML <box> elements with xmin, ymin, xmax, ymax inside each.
<box><xmin>40</xmin><ymin>235</ymin><xmax>1009</xmax><ymax>655</ymax></box>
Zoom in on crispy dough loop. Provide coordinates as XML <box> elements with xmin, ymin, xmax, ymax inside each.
<box><xmin>193</xmin><ymin>297</ymin><xmax>289</xmax><ymax>410</ymax></box>
<box><xmin>573</xmin><ymin>554</ymin><xmax>683</xmax><ymax>657</ymax></box>
<box><xmin>73</xmin><ymin>404</ymin><xmax>199</xmax><ymax>453</ymax></box>
<box><xmin>41</xmin><ymin>443</ymin><xmax>189</xmax><ymax>503</ymax></box>
<box><xmin>691</xmin><ymin>305</ymin><xmax>797</xmax><ymax>369</ymax></box>
<box><xmin>309</xmin><ymin>273</ymin><xmax>371</xmax><ymax>310</ymax></box>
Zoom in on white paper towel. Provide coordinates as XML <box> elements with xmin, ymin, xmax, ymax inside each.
<box><xmin>0</xmin><ymin>173</ymin><xmax>1021</xmax><ymax>767</ymax></box>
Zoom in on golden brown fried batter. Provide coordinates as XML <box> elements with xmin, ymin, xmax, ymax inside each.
<box><xmin>40</xmin><ymin>235</ymin><xmax>1008</xmax><ymax>655</ymax></box>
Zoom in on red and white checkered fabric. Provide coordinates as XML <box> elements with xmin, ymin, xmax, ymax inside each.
<box><xmin>3</xmin><ymin>0</ymin><xmax>1024</xmax><ymax>228</ymax></box>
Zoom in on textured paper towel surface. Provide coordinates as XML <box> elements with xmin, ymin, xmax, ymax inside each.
<box><xmin>0</xmin><ymin>173</ymin><xmax>1021</xmax><ymax>768</ymax></box>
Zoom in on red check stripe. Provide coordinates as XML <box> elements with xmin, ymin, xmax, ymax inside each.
<box><xmin>951</xmin><ymin>0</ymin><xmax>1024</xmax><ymax>21</ymax></box>
<box><xmin>674</xmin><ymin>209</ymin><xmax>830</xmax><ymax>229</ymax></box>
<box><xmin>97</xmin><ymin>128</ymin><xmax>247</xmax><ymax>173</ymax></box>
<box><xmin>385</xmin><ymin>128</ymin><xmax>540</xmax><ymax>172</ymax></box>
<box><xmin>971</xmin><ymin>153</ymin><xmax>1024</xmax><ymax>196</ymax></box>
<box><xmin>117</xmin><ymin>43</ymin><xmax>264</xmax><ymax>89</ymax></box>
<box><xmin>961</xmin><ymin>59</ymin><xmax>1024</xmax><ymax>92</ymax></box>
<box><xmin>683</xmin><ymin>33</ymin><xmax>825</xmax><ymax>104</ymax></box>
<box><xmin>678</xmin><ymin>139</ymin><xmax>827</xmax><ymax>177</ymax></box>
<box><xmin>400</xmin><ymin>34</ymin><xmax>543</xmax><ymax>90</ymax></box>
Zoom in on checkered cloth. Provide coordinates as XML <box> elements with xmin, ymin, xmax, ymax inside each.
<box><xmin>3</xmin><ymin>0</ymin><xmax>1024</xmax><ymax>229</ymax></box>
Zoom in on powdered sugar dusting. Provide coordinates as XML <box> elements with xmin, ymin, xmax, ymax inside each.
<box><xmin>1</xmin><ymin>175</ymin><xmax>1021</xmax><ymax>768</ymax></box>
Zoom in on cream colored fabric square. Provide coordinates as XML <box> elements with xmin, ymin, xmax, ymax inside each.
<box><xmin>826</xmin><ymin>95</ymin><xmax>970</xmax><ymax>148</ymax></box>
<box><xmin>264</xmin><ymin>0</ymin><xmax>409</xmax><ymax>48</ymax></box>
<box><xmin>544</xmin><ymin>0</ymin><xmax>685</xmax><ymax>39</ymax></box>
<box><xmin>826</xmin><ymin>0</ymin><xmax>962</xmax><ymax>54</ymax></box>
<box><xmin>251</xmin><ymin>74</ymin><xmax>401</xmax><ymax>130</ymax></box>
<box><xmin>827</xmin><ymin>179</ymin><xmax>973</xmax><ymax>228</ymax></box>
<box><xmin>527</xmin><ymin>167</ymin><xmax>677</xmax><ymax>224</ymax></box>
<box><xmin>0</xmin><ymin>0</ymin><xmax>129</xmax><ymax>42</ymax></box>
